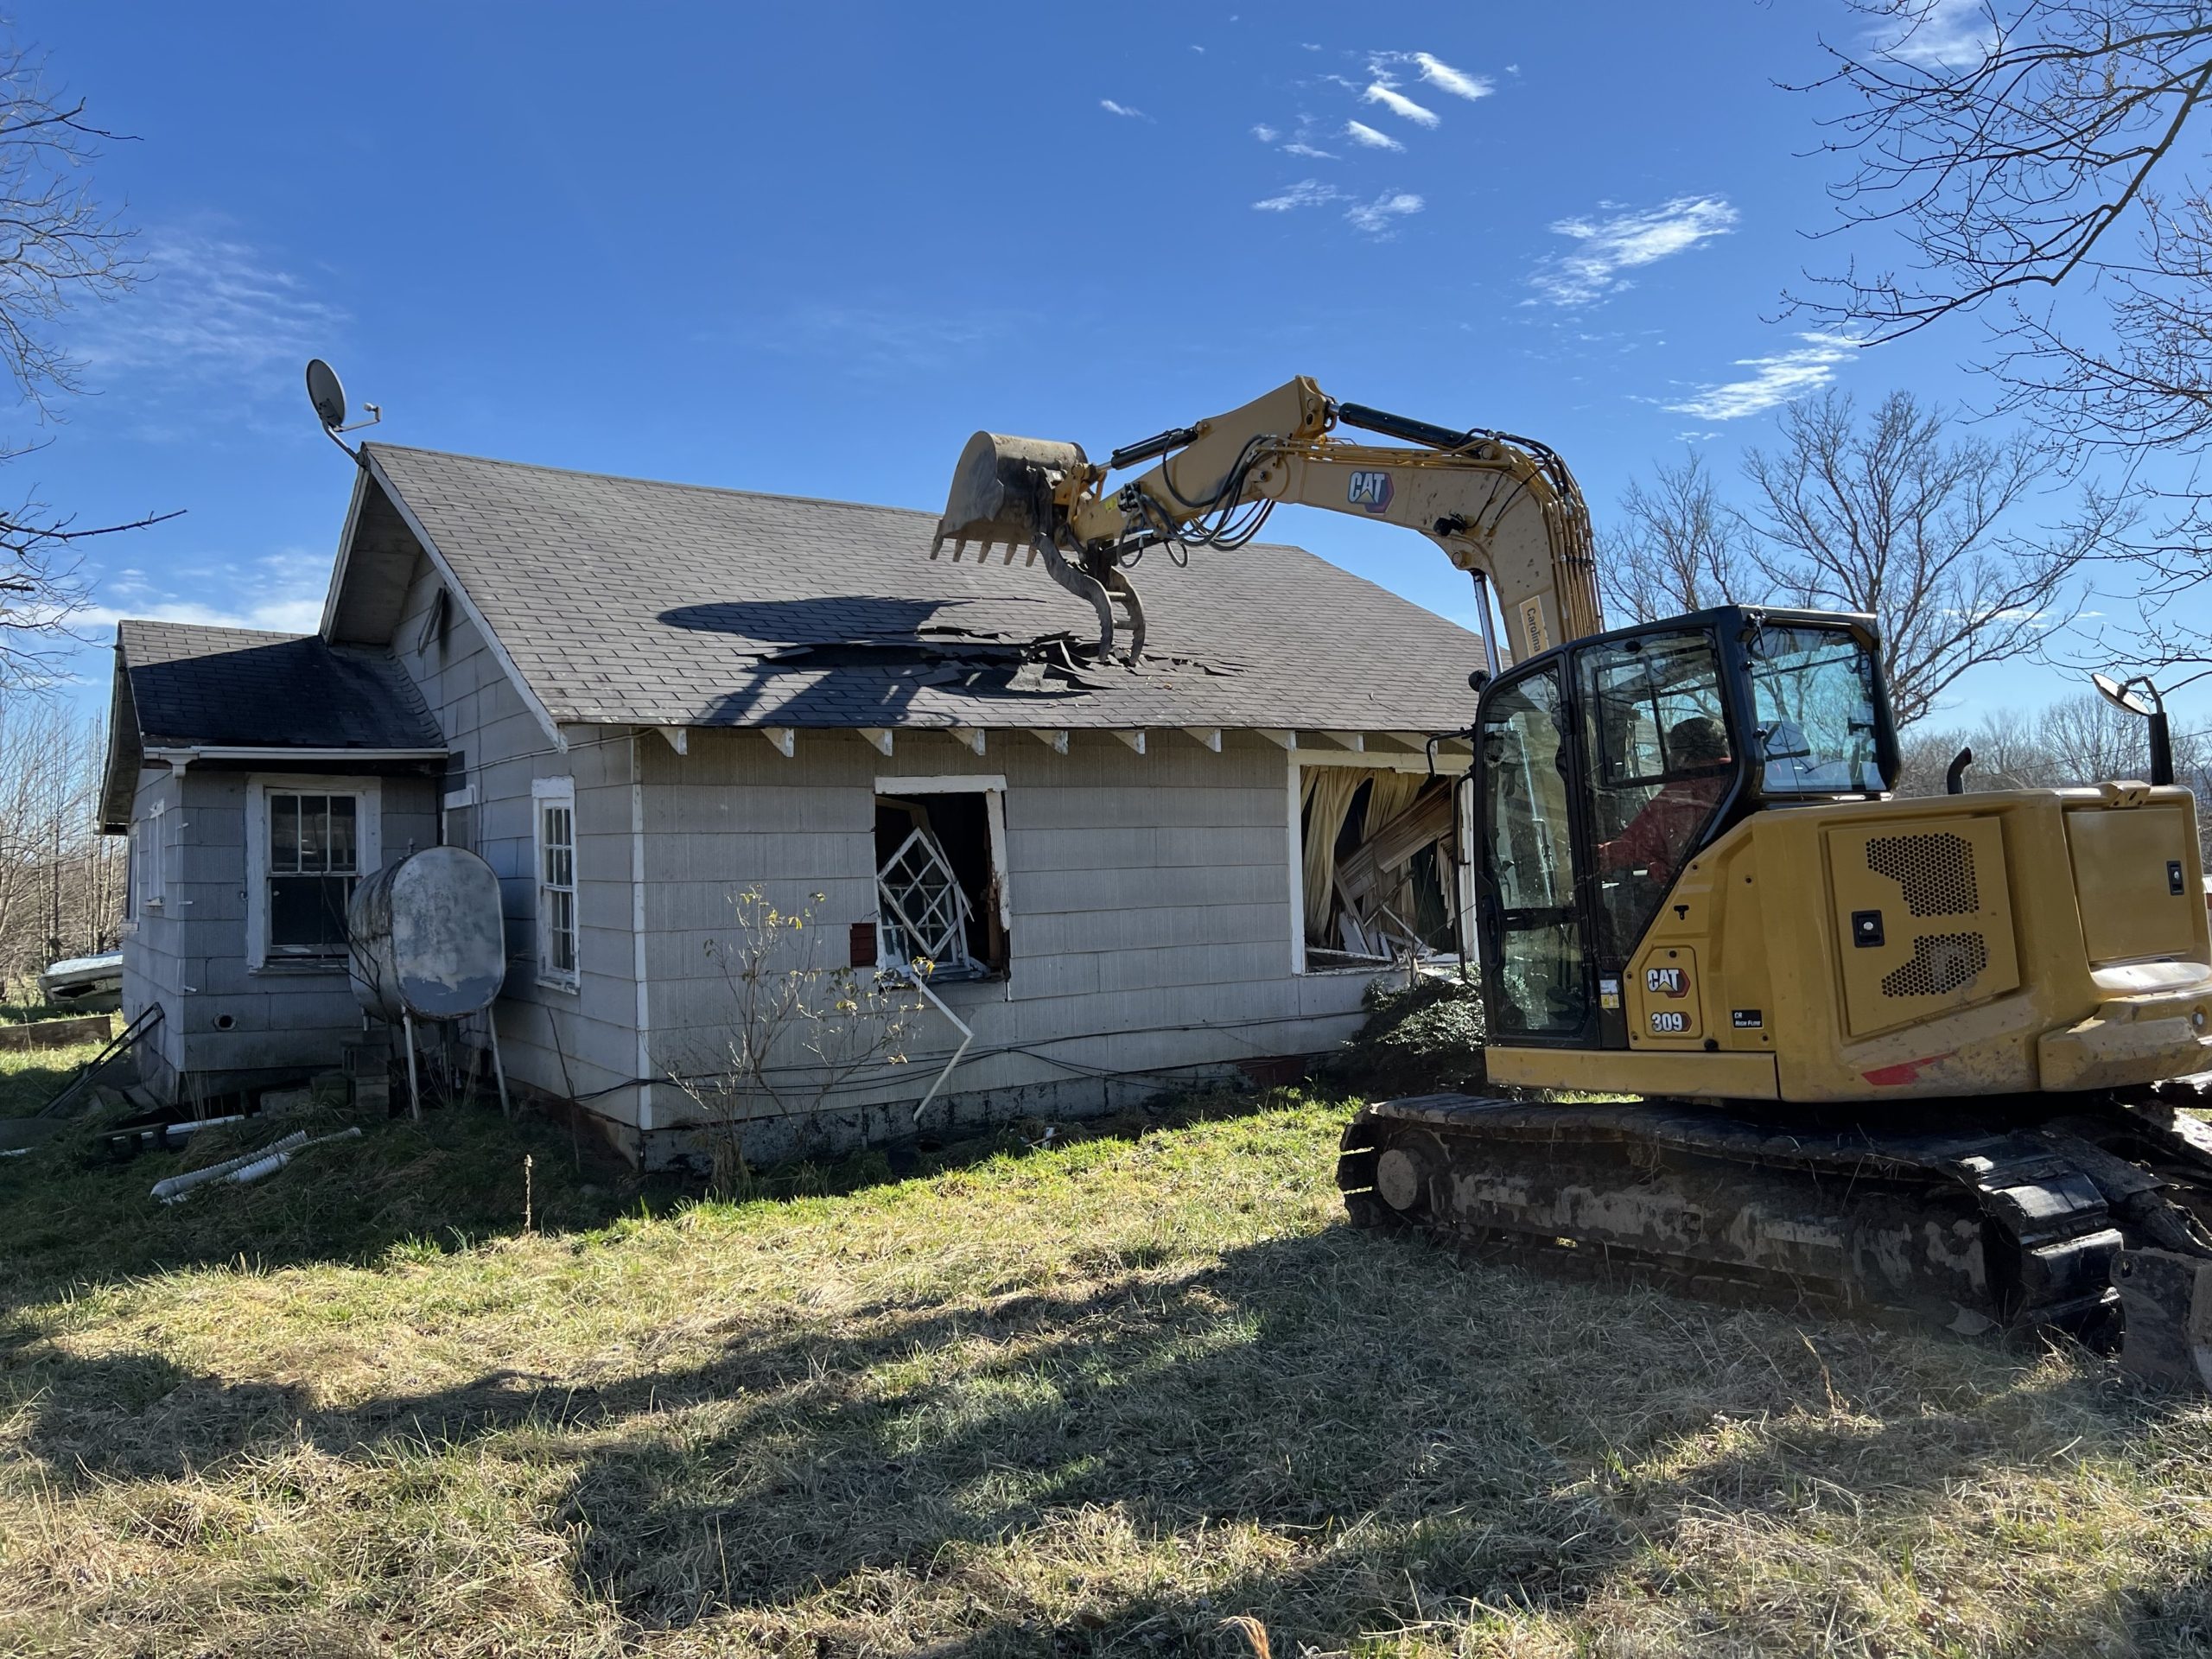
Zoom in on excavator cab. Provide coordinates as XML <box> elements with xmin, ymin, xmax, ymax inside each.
<box><xmin>1476</xmin><ymin>606</ymin><xmax>1897</xmax><ymax>1050</ymax></box>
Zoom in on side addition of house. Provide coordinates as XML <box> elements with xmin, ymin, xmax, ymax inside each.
<box><xmin>101</xmin><ymin>443</ymin><xmax>1489</xmax><ymax>1165</ymax></box>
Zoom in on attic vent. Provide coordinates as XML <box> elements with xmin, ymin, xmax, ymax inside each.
<box><xmin>1866</xmin><ymin>832</ymin><xmax>1979</xmax><ymax>918</ymax></box>
<box><xmin>1881</xmin><ymin>931</ymin><xmax>1989</xmax><ymax>998</ymax></box>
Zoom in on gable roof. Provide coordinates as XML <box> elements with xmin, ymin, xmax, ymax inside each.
<box><xmin>333</xmin><ymin>442</ymin><xmax>1491</xmax><ymax>735</ymax></box>
<box><xmin>100</xmin><ymin>620</ymin><xmax>445</xmax><ymax>830</ymax></box>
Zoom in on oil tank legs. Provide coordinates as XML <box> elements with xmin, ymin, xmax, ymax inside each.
<box><xmin>402</xmin><ymin>1010</ymin><xmax>423</xmax><ymax>1122</ymax></box>
<box><xmin>486</xmin><ymin>1014</ymin><xmax>512</xmax><ymax>1121</ymax></box>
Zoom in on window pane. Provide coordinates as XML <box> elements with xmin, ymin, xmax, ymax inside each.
<box><xmin>327</xmin><ymin>796</ymin><xmax>358</xmax><ymax>873</ymax></box>
<box><xmin>270</xmin><ymin>874</ymin><xmax>353</xmax><ymax>950</ymax></box>
<box><xmin>300</xmin><ymin>796</ymin><xmax>330</xmax><ymax>874</ymax></box>
<box><xmin>270</xmin><ymin>794</ymin><xmax>300</xmax><ymax>874</ymax></box>
<box><xmin>550</xmin><ymin>888</ymin><xmax>576</xmax><ymax>972</ymax></box>
<box><xmin>1746</xmin><ymin>626</ymin><xmax>1887</xmax><ymax>793</ymax></box>
<box><xmin>1480</xmin><ymin>666</ymin><xmax>1587</xmax><ymax>1036</ymax></box>
<box><xmin>1580</xmin><ymin>631</ymin><xmax>1732</xmax><ymax>962</ymax></box>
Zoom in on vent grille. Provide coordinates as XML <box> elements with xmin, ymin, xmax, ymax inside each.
<box><xmin>1881</xmin><ymin>931</ymin><xmax>1989</xmax><ymax>998</ymax></box>
<box><xmin>1866</xmin><ymin>832</ymin><xmax>1979</xmax><ymax>917</ymax></box>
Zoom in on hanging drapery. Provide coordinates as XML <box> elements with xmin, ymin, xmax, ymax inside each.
<box><xmin>1300</xmin><ymin>766</ymin><xmax>1367</xmax><ymax>941</ymax></box>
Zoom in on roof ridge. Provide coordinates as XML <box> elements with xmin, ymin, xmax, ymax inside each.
<box><xmin>365</xmin><ymin>442</ymin><xmax>1317</xmax><ymax>556</ymax></box>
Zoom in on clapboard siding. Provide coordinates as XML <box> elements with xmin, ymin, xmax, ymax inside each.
<box><xmin>389</xmin><ymin>553</ymin><xmax>645</xmax><ymax>1122</ymax></box>
<box><xmin>118</xmin><ymin>762</ymin><xmax>442</xmax><ymax>1091</ymax></box>
<box><xmin>635</xmin><ymin>728</ymin><xmax>1374</xmax><ymax>1150</ymax></box>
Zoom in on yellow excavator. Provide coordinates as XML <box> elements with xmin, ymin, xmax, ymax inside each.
<box><xmin>936</xmin><ymin>377</ymin><xmax>2212</xmax><ymax>1389</ymax></box>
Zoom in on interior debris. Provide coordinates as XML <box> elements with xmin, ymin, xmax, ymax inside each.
<box><xmin>1300</xmin><ymin>770</ymin><xmax>1465</xmax><ymax>968</ymax></box>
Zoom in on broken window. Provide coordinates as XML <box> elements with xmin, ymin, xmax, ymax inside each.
<box><xmin>1299</xmin><ymin>766</ymin><xmax>1465</xmax><ymax>969</ymax></box>
<box><xmin>874</xmin><ymin>785</ymin><xmax>1007</xmax><ymax>979</ymax></box>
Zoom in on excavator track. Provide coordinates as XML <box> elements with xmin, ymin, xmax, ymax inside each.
<box><xmin>1337</xmin><ymin>1079</ymin><xmax>2212</xmax><ymax>1388</ymax></box>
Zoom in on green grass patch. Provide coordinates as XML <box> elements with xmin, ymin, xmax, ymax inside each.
<box><xmin>0</xmin><ymin>1039</ymin><xmax>108</xmax><ymax>1119</ymax></box>
<box><xmin>3</xmin><ymin>1090</ymin><xmax>2212</xmax><ymax>1656</ymax></box>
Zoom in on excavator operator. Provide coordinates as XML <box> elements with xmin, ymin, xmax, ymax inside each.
<box><xmin>1599</xmin><ymin>715</ymin><xmax>1732</xmax><ymax>876</ymax></box>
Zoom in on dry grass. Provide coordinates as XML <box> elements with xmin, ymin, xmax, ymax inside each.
<box><xmin>0</xmin><ymin>1039</ymin><xmax>109</xmax><ymax>1119</ymax></box>
<box><xmin>3</xmin><ymin>1090</ymin><xmax>2212</xmax><ymax>1656</ymax></box>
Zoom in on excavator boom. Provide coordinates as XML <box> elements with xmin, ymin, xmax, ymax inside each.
<box><xmin>935</xmin><ymin>377</ymin><xmax>1602</xmax><ymax>663</ymax></box>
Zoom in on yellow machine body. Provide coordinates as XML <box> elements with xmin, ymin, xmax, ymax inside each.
<box><xmin>1486</xmin><ymin>783</ymin><xmax>2212</xmax><ymax>1102</ymax></box>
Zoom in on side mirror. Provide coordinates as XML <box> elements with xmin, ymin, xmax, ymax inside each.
<box><xmin>1468</xmin><ymin>669</ymin><xmax>1491</xmax><ymax>695</ymax></box>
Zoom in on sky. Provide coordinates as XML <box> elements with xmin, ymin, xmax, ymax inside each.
<box><xmin>16</xmin><ymin>0</ymin><xmax>2203</xmax><ymax>733</ymax></box>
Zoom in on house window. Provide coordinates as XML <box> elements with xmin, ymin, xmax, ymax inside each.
<box><xmin>245</xmin><ymin>777</ymin><xmax>382</xmax><ymax>970</ymax></box>
<box><xmin>874</xmin><ymin>775</ymin><xmax>1009</xmax><ymax>979</ymax></box>
<box><xmin>267</xmin><ymin>793</ymin><xmax>359</xmax><ymax>954</ymax></box>
<box><xmin>442</xmin><ymin>784</ymin><xmax>477</xmax><ymax>852</ymax></box>
<box><xmin>144</xmin><ymin>803</ymin><xmax>169</xmax><ymax>912</ymax></box>
<box><xmin>1294</xmin><ymin>760</ymin><xmax>1470</xmax><ymax>973</ymax></box>
<box><xmin>124</xmin><ymin>822</ymin><xmax>139</xmax><ymax>924</ymax></box>
<box><xmin>533</xmin><ymin>778</ymin><xmax>578</xmax><ymax>988</ymax></box>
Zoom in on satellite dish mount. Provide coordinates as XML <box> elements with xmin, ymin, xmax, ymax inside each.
<box><xmin>304</xmin><ymin>358</ymin><xmax>382</xmax><ymax>460</ymax></box>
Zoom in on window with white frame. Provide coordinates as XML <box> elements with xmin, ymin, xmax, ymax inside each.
<box><xmin>144</xmin><ymin>802</ymin><xmax>169</xmax><ymax>912</ymax></box>
<box><xmin>534</xmin><ymin>778</ymin><xmax>578</xmax><ymax>988</ymax></box>
<box><xmin>246</xmin><ymin>777</ymin><xmax>381</xmax><ymax>969</ymax></box>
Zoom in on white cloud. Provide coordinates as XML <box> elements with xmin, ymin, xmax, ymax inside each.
<box><xmin>1409</xmin><ymin>52</ymin><xmax>1491</xmax><ymax>101</ymax></box>
<box><xmin>85</xmin><ymin>550</ymin><xmax>329</xmax><ymax>636</ymax></box>
<box><xmin>1345</xmin><ymin>191</ymin><xmax>1424</xmax><ymax>236</ymax></box>
<box><xmin>1100</xmin><ymin>99</ymin><xmax>1149</xmax><ymax>119</ymax></box>
<box><xmin>1530</xmin><ymin>194</ymin><xmax>1739</xmax><ymax>304</ymax></box>
<box><xmin>1344</xmin><ymin>120</ymin><xmax>1405</xmax><ymax>152</ymax></box>
<box><xmin>1363</xmin><ymin>82</ymin><xmax>1440</xmax><ymax>127</ymax></box>
<box><xmin>1662</xmin><ymin>333</ymin><xmax>1859</xmax><ymax>421</ymax></box>
<box><xmin>1253</xmin><ymin>180</ymin><xmax>1342</xmax><ymax>213</ymax></box>
<box><xmin>1250</xmin><ymin>181</ymin><xmax>1424</xmax><ymax>238</ymax></box>
<box><xmin>1881</xmin><ymin>0</ymin><xmax>1992</xmax><ymax>68</ymax></box>
<box><xmin>79</xmin><ymin>227</ymin><xmax>347</xmax><ymax>398</ymax></box>
<box><xmin>1252</xmin><ymin>123</ymin><xmax>1280</xmax><ymax>143</ymax></box>
<box><xmin>1283</xmin><ymin>141</ymin><xmax>1338</xmax><ymax>159</ymax></box>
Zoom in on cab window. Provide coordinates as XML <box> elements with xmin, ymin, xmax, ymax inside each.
<box><xmin>1579</xmin><ymin>630</ymin><xmax>1732</xmax><ymax>963</ymax></box>
<box><xmin>1480</xmin><ymin>664</ymin><xmax>1587</xmax><ymax>1038</ymax></box>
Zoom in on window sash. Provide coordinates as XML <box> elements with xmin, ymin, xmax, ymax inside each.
<box><xmin>265</xmin><ymin>792</ymin><xmax>361</xmax><ymax>955</ymax></box>
<box><xmin>536</xmin><ymin>790</ymin><xmax>578</xmax><ymax>984</ymax></box>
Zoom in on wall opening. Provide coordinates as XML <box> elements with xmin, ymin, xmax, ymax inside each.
<box><xmin>1299</xmin><ymin>767</ymin><xmax>1465</xmax><ymax>969</ymax></box>
<box><xmin>875</xmin><ymin>791</ymin><xmax>1007</xmax><ymax>979</ymax></box>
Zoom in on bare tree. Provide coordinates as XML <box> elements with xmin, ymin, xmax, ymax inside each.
<box><xmin>0</xmin><ymin>36</ymin><xmax>173</xmax><ymax>692</ymax></box>
<box><xmin>1737</xmin><ymin>389</ymin><xmax>2107</xmax><ymax>725</ymax></box>
<box><xmin>1796</xmin><ymin>2</ymin><xmax>2212</xmax><ymax>666</ymax></box>
<box><xmin>1598</xmin><ymin>448</ymin><xmax>1751</xmax><ymax>623</ymax></box>
<box><xmin>0</xmin><ymin>699</ymin><xmax>120</xmax><ymax>999</ymax></box>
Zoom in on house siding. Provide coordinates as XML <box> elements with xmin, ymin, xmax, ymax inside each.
<box><xmin>121</xmin><ymin>765</ymin><xmax>438</xmax><ymax>1096</ymax></box>
<box><xmin>387</xmin><ymin>554</ymin><xmax>645</xmax><ymax>1148</ymax></box>
<box><xmin>631</xmin><ymin>727</ymin><xmax>1378</xmax><ymax>1166</ymax></box>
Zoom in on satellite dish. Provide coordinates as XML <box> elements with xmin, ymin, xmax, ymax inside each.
<box><xmin>305</xmin><ymin>359</ymin><xmax>346</xmax><ymax>429</ymax></box>
<box><xmin>2093</xmin><ymin>671</ymin><xmax>2154</xmax><ymax>717</ymax></box>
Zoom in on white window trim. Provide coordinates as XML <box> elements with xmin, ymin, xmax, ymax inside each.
<box><xmin>1287</xmin><ymin>750</ymin><xmax>1476</xmax><ymax>977</ymax></box>
<box><xmin>874</xmin><ymin>773</ymin><xmax>1012</xmax><ymax>931</ymax></box>
<box><xmin>442</xmin><ymin>782</ymin><xmax>476</xmax><ymax>849</ymax></box>
<box><xmin>533</xmin><ymin>775</ymin><xmax>580</xmax><ymax>992</ymax></box>
<box><xmin>245</xmin><ymin>775</ymin><xmax>383</xmax><ymax>973</ymax></box>
<box><xmin>144</xmin><ymin>801</ymin><xmax>169</xmax><ymax>912</ymax></box>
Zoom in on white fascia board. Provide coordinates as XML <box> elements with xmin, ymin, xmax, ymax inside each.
<box><xmin>362</xmin><ymin>449</ymin><xmax>569</xmax><ymax>753</ymax></box>
<box><xmin>317</xmin><ymin>463</ymin><xmax>372</xmax><ymax>641</ymax></box>
<box><xmin>145</xmin><ymin>746</ymin><xmax>448</xmax><ymax>765</ymax></box>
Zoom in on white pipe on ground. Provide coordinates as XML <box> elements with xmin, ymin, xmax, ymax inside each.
<box><xmin>226</xmin><ymin>1126</ymin><xmax>364</xmax><ymax>1185</ymax></box>
<box><xmin>151</xmin><ymin>1130</ymin><xmax>308</xmax><ymax>1204</ymax></box>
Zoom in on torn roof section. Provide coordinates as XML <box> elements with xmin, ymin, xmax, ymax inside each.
<box><xmin>99</xmin><ymin>620</ymin><xmax>445</xmax><ymax>831</ymax></box>
<box><xmin>326</xmin><ymin>442</ymin><xmax>1490</xmax><ymax>734</ymax></box>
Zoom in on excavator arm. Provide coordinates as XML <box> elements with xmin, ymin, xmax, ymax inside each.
<box><xmin>933</xmin><ymin>377</ymin><xmax>1604</xmax><ymax>663</ymax></box>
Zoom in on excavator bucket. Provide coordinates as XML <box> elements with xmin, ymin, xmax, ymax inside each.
<box><xmin>932</xmin><ymin>431</ymin><xmax>1089</xmax><ymax>561</ymax></box>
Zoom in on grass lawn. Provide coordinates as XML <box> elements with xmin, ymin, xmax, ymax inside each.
<box><xmin>0</xmin><ymin>1039</ymin><xmax>111</xmax><ymax>1119</ymax></box>
<box><xmin>3</xmin><ymin>1090</ymin><xmax>2212</xmax><ymax>1656</ymax></box>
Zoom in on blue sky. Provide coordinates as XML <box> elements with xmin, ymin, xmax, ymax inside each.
<box><xmin>21</xmin><ymin>1</ymin><xmax>2196</xmax><ymax>730</ymax></box>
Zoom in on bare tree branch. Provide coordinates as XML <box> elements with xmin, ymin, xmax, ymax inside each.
<box><xmin>1598</xmin><ymin>449</ymin><xmax>1755</xmax><ymax>623</ymax></box>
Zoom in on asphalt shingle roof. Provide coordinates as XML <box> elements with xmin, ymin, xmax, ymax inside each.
<box><xmin>364</xmin><ymin>442</ymin><xmax>1491</xmax><ymax>733</ymax></box>
<box><xmin>117</xmin><ymin>620</ymin><xmax>444</xmax><ymax>751</ymax></box>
